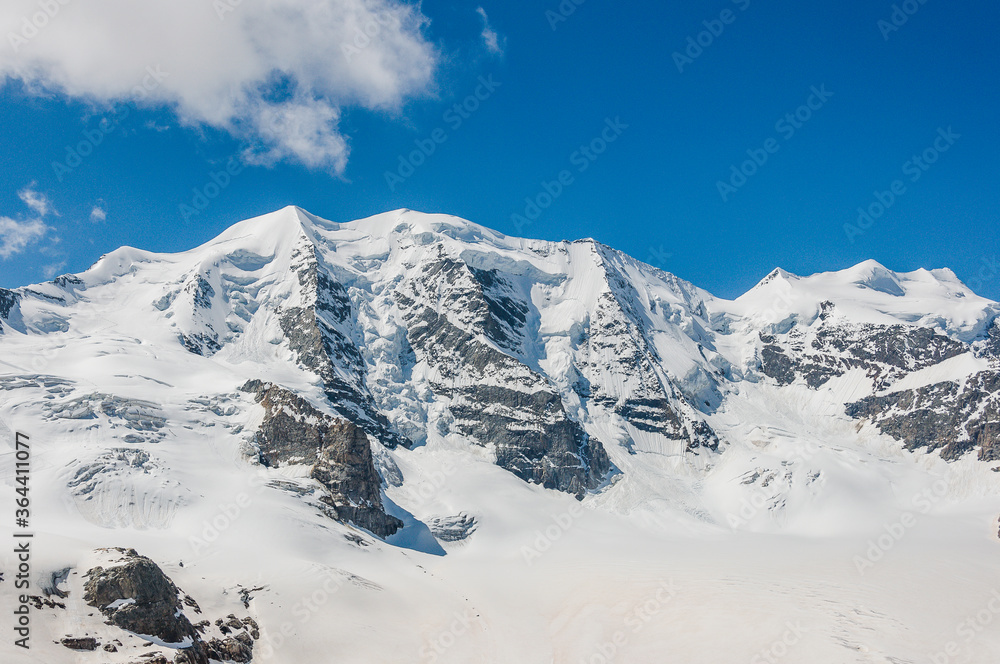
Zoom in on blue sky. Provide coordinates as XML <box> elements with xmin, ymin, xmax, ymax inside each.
<box><xmin>0</xmin><ymin>0</ymin><xmax>997</xmax><ymax>299</ymax></box>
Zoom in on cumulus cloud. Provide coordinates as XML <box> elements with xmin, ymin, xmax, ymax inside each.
<box><xmin>476</xmin><ymin>7</ymin><xmax>504</xmax><ymax>56</ymax></box>
<box><xmin>0</xmin><ymin>0</ymin><xmax>439</xmax><ymax>173</ymax></box>
<box><xmin>90</xmin><ymin>206</ymin><xmax>106</xmax><ymax>223</ymax></box>
<box><xmin>243</xmin><ymin>97</ymin><xmax>350</xmax><ymax>172</ymax></box>
<box><xmin>18</xmin><ymin>184</ymin><xmax>53</xmax><ymax>217</ymax></box>
<box><xmin>0</xmin><ymin>216</ymin><xmax>47</xmax><ymax>258</ymax></box>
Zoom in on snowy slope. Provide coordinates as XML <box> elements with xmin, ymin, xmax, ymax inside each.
<box><xmin>1</xmin><ymin>206</ymin><xmax>999</xmax><ymax>664</ymax></box>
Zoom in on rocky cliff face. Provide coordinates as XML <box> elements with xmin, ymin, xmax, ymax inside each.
<box><xmin>0</xmin><ymin>287</ymin><xmax>19</xmax><ymax>333</ymax></box>
<box><xmin>846</xmin><ymin>370</ymin><xmax>1000</xmax><ymax>462</ymax></box>
<box><xmin>147</xmin><ymin>212</ymin><xmax>1000</xmax><ymax>489</ymax></box>
<box><xmin>5</xmin><ymin>208</ymin><xmax>999</xmax><ymax>520</ymax></box>
<box><xmin>394</xmin><ymin>256</ymin><xmax>613</xmax><ymax>496</ymax></box>
<box><xmin>0</xmin><ymin>287</ymin><xmax>18</xmax><ymax>318</ymax></box>
<box><xmin>242</xmin><ymin>379</ymin><xmax>403</xmax><ymax>537</ymax></box>
<box><xmin>118</xmin><ymin>211</ymin><xmax>732</xmax><ymax>499</ymax></box>
<box><xmin>728</xmin><ymin>274</ymin><xmax>1000</xmax><ymax>464</ymax></box>
<box><xmin>579</xmin><ymin>248</ymin><xmax>721</xmax><ymax>451</ymax></box>
<box><xmin>277</xmin><ymin>241</ymin><xmax>410</xmax><ymax>450</ymax></box>
<box><xmin>756</xmin><ymin>302</ymin><xmax>968</xmax><ymax>390</ymax></box>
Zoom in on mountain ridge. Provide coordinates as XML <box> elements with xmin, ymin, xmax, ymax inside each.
<box><xmin>2</xmin><ymin>206</ymin><xmax>1000</xmax><ymax>663</ymax></box>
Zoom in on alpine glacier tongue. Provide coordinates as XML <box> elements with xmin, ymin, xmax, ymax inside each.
<box><xmin>2</xmin><ymin>206</ymin><xmax>1000</xmax><ymax>663</ymax></box>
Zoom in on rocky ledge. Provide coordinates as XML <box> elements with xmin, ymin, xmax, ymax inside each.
<box><xmin>242</xmin><ymin>379</ymin><xmax>403</xmax><ymax>538</ymax></box>
<box><xmin>81</xmin><ymin>548</ymin><xmax>260</xmax><ymax>664</ymax></box>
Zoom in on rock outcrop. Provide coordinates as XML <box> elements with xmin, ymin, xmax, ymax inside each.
<box><xmin>758</xmin><ymin>304</ymin><xmax>968</xmax><ymax>390</ymax></box>
<box><xmin>83</xmin><ymin>549</ymin><xmax>208</xmax><ymax>664</ymax></box>
<box><xmin>0</xmin><ymin>287</ymin><xmax>18</xmax><ymax>319</ymax></box>
<box><xmin>242</xmin><ymin>379</ymin><xmax>403</xmax><ymax>537</ymax></box>
<box><xmin>83</xmin><ymin>548</ymin><xmax>262</xmax><ymax>664</ymax></box>
<box><xmin>846</xmin><ymin>370</ymin><xmax>1000</xmax><ymax>461</ymax></box>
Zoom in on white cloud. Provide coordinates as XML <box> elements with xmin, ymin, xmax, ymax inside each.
<box><xmin>18</xmin><ymin>184</ymin><xmax>53</xmax><ymax>217</ymax></box>
<box><xmin>476</xmin><ymin>7</ymin><xmax>504</xmax><ymax>56</ymax></box>
<box><xmin>0</xmin><ymin>0</ymin><xmax>439</xmax><ymax>173</ymax></box>
<box><xmin>90</xmin><ymin>206</ymin><xmax>107</xmax><ymax>223</ymax></box>
<box><xmin>0</xmin><ymin>217</ymin><xmax>48</xmax><ymax>258</ymax></box>
<box><xmin>42</xmin><ymin>261</ymin><xmax>67</xmax><ymax>279</ymax></box>
<box><xmin>243</xmin><ymin>97</ymin><xmax>349</xmax><ymax>172</ymax></box>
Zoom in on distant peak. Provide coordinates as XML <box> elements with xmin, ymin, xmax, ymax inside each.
<box><xmin>754</xmin><ymin>267</ymin><xmax>798</xmax><ymax>289</ymax></box>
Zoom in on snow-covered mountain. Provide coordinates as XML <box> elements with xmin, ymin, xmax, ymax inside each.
<box><xmin>2</xmin><ymin>207</ymin><xmax>1000</xmax><ymax>663</ymax></box>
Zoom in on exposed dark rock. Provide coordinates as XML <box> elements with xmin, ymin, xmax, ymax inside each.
<box><xmin>238</xmin><ymin>587</ymin><xmax>265</xmax><ymax>609</ymax></box>
<box><xmin>578</xmin><ymin>259</ymin><xmax>721</xmax><ymax>451</ymax></box>
<box><xmin>394</xmin><ymin>257</ymin><xmax>614</xmax><ymax>496</ymax></box>
<box><xmin>175</xmin><ymin>273</ymin><xmax>224</xmax><ymax>356</ymax></box>
<box><xmin>278</xmin><ymin>242</ymin><xmax>409</xmax><ymax>449</ymax></box>
<box><xmin>205</xmin><ymin>636</ymin><xmax>253</xmax><ymax>663</ymax></box>
<box><xmin>0</xmin><ymin>287</ymin><xmax>19</xmax><ymax>319</ymax></box>
<box><xmin>974</xmin><ymin>318</ymin><xmax>1000</xmax><ymax>360</ymax></box>
<box><xmin>84</xmin><ymin>549</ymin><xmax>196</xmax><ymax>644</ymax></box>
<box><xmin>188</xmin><ymin>275</ymin><xmax>215</xmax><ymax>309</ymax></box>
<box><xmin>52</xmin><ymin>274</ymin><xmax>84</xmax><ymax>289</ymax></box>
<box><xmin>132</xmin><ymin>655</ymin><xmax>169</xmax><ymax>664</ymax></box>
<box><xmin>83</xmin><ymin>549</ymin><xmax>209</xmax><ymax>664</ymax></box>
<box><xmin>180</xmin><ymin>333</ymin><xmax>222</xmax><ymax>357</ymax></box>
<box><xmin>242</xmin><ymin>380</ymin><xmax>403</xmax><ymax>537</ymax></box>
<box><xmin>61</xmin><ymin>637</ymin><xmax>99</xmax><ymax>650</ymax></box>
<box><xmin>759</xmin><ymin>340</ymin><xmax>798</xmax><ymax>386</ymax></box>
<box><xmin>27</xmin><ymin>595</ymin><xmax>65</xmax><ymax>610</ymax></box>
<box><xmin>846</xmin><ymin>370</ymin><xmax>1000</xmax><ymax>461</ymax></box>
<box><xmin>759</xmin><ymin>318</ymin><xmax>968</xmax><ymax>390</ymax></box>
<box><xmin>468</xmin><ymin>266</ymin><xmax>529</xmax><ymax>352</ymax></box>
<box><xmin>182</xmin><ymin>594</ymin><xmax>201</xmax><ymax>613</ymax></box>
<box><xmin>242</xmin><ymin>616</ymin><xmax>260</xmax><ymax>639</ymax></box>
<box><xmin>446</xmin><ymin>383</ymin><xmax>611</xmax><ymax>496</ymax></box>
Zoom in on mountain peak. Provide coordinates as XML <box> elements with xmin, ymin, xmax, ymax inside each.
<box><xmin>842</xmin><ymin>259</ymin><xmax>904</xmax><ymax>296</ymax></box>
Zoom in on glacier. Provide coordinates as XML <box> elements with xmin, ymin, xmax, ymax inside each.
<box><xmin>1</xmin><ymin>206</ymin><xmax>999</xmax><ymax>663</ymax></box>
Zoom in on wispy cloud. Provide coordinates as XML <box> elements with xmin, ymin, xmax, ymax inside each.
<box><xmin>1</xmin><ymin>183</ymin><xmax>56</xmax><ymax>258</ymax></box>
<box><xmin>477</xmin><ymin>7</ymin><xmax>505</xmax><ymax>56</ymax></box>
<box><xmin>42</xmin><ymin>261</ymin><xmax>67</xmax><ymax>279</ymax></box>
<box><xmin>90</xmin><ymin>206</ymin><xmax>107</xmax><ymax>223</ymax></box>
<box><xmin>18</xmin><ymin>184</ymin><xmax>54</xmax><ymax>217</ymax></box>
<box><xmin>0</xmin><ymin>217</ymin><xmax>48</xmax><ymax>259</ymax></box>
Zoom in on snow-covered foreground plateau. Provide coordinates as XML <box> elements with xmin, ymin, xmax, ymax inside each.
<box><xmin>1</xmin><ymin>207</ymin><xmax>999</xmax><ymax>663</ymax></box>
